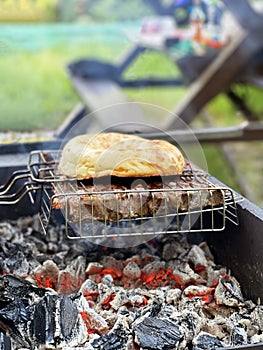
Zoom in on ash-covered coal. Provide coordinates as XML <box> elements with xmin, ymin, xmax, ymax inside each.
<box><xmin>192</xmin><ymin>332</ymin><xmax>224</xmax><ymax>350</ymax></box>
<box><xmin>91</xmin><ymin>323</ymin><xmax>129</xmax><ymax>350</ymax></box>
<box><xmin>0</xmin><ymin>274</ymin><xmax>107</xmax><ymax>349</ymax></box>
<box><xmin>0</xmin><ymin>216</ymin><xmax>263</xmax><ymax>349</ymax></box>
<box><xmin>133</xmin><ymin>317</ymin><xmax>183</xmax><ymax>350</ymax></box>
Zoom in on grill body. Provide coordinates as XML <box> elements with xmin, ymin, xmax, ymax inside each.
<box><xmin>0</xmin><ymin>141</ymin><xmax>263</xmax><ymax>350</ymax></box>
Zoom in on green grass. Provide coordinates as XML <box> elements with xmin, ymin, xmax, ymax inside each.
<box><xmin>0</xmin><ymin>42</ymin><xmax>124</xmax><ymax>131</ymax></box>
<box><xmin>1</xmin><ymin>51</ymin><xmax>76</xmax><ymax>130</ymax></box>
<box><xmin>202</xmin><ymin>144</ymin><xmax>241</xmax><ymax>191</ymax></box>
<box><xmin>0</xmin><ymin>41</ymin><xmax>246</xmax><ymax>132</ymax></box>
<box><xmin>1</xmin><ymin>40</ymin><xmax>262</xmax><ymax>132</ymax></box>
<box><xmin>0</xmin><ymin>44</ymin><xmax>188</xmax><ymax>131</ymax></box>
<box><xmin>206</xmin><ymin>85</ymin><xmax>263</xmax><ymax>126</ymax></box>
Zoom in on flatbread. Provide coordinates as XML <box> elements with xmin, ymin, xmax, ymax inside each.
<box><xmin>58</xmin><ymin>132</ymin><xmax>185</xmax><ymax>179</ymax></box>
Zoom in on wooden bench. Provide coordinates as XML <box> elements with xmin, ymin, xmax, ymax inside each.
<box><xmin>58</xmin><ymin>75</ymin><xmax>162</xmax><ymax>138</ymax></box>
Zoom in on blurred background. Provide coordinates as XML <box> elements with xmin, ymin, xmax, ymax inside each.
<box><xmin>0</xmin><ymin>0</ymin><xmax>262</xmax><ymax>206</ymax></box>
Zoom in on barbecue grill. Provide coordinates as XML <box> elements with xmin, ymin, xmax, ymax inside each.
<box><xmin>0</xmin><ymin>148</ymin><xmax>239</xmax><ymax>240</ymax></box>
<box><xmin>0</xmin><ymin>139</ymin><xmax>263</xmax><ymax>350</ymax></box>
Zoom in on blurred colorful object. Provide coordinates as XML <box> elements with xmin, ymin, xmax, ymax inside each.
<box><xmin>0</xmin><ymin>0</ymin><xmax>56</xmax><ymax>22</ymax></box>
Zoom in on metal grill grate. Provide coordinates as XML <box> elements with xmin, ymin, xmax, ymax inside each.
<box><xmin>0</xmin><ymin>150</ymin><xmax>241</xmax><ymax>239</ymax></box>
<box><xmin>29</xmin><ymin>151</ymin><xmax>241</xmax><ymax>239</ymax></box>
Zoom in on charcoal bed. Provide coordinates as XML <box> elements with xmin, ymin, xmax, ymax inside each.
<box><xmin>0</xmin><ymin>140</ymin><xmax>263</xmax><ymax>350</ymax></box>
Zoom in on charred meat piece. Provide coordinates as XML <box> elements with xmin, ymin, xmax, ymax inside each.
<box><xmin>52</xmin><ymin>176</ymin><xmax>224</xmax><ymax>223</ymax></box>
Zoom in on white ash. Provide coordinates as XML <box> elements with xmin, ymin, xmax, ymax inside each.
<box><xmin>231</xmin><ymin>326</ymin><xmax>248</xmax><ymax>346</ymax></box>
<box><xmin>206</xmin><ymin>264</ymin><xmax>227</xmax><ymax>287</ymax></box>
<box><xmin>166</xmin><ymin>288</ymin><xmax>182</xmax><ymax>305</ymax></box>
<box><xmin>214</xmin><ymin>275</ymin><xmax>244</xmax><ymax>307</ymax></box>
<box><xmin>123</xmin><ymin>262</ymin><xmax>141</xmax><ymax>280</ymax></box>
<box><xmin>251</xmin><ymin>333</ymin><xmax>263</xmax><ymax>344</ymax></box>
<box><xmin>80</xmin><ymin>278</ymin><xmax>99</xmax><ymax>299</ymax></box>
<box><xmin>250</xmin><ymin>304</ymin><xmax>263</xmax><ymax>330</ymax></box>
<box><xmin>57</xmin><ymin>255</ymin><xmax>87</xmax><ymax>295</ymax></box>
<box><xmin>101</xmin><ymin>273</ymin><xmax>114</xmax><ymax>287</ymax></box>
<box><xmin>85</xmin><ymin>262</ymin><xmax>103</xmax><ymax>275</ymax></box>
<box><xmin>0</xmin><ymin>216</ymin><xmax>263</xmax><ymax>350</ymax></box>
<box><xmin>187</xmin><ymin>245</ymin><xmax>208</xmax><ymax>268</ymax></box>
<box><xmin>34</xmin><ymin>259</ymin><xmax>60</xmax><ymax>289</ymax></box>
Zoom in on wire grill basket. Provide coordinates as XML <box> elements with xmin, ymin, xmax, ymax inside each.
<box><xmin>0</xmin><ymin>150</ymin><xmax>241</xmax><ymax>239</ymax></box>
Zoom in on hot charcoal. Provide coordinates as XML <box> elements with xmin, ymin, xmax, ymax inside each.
<box><xmin>91</xmin><ymin>324</ymin><xmax>129</xmax><ymax>350</ymax></box>
<box><xmin>0</xmin><ymin>216</ymin><xmax>263</xmax><ymax>349</ymax></box>
<box><xmin>133</xmin><ymin>317</ymin><xmax>183</xmax><ymax>349</ymax></box>
<box><xmin>192</xmin><ymin>332</ymin><xmax>224</xmax><ymax>350</ymax></box>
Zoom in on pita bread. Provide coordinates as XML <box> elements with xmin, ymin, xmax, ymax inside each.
<box><xmin>58</xmin><ymin>132</ymin><xmax>185</xmax><ymax>179</ymax></box>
